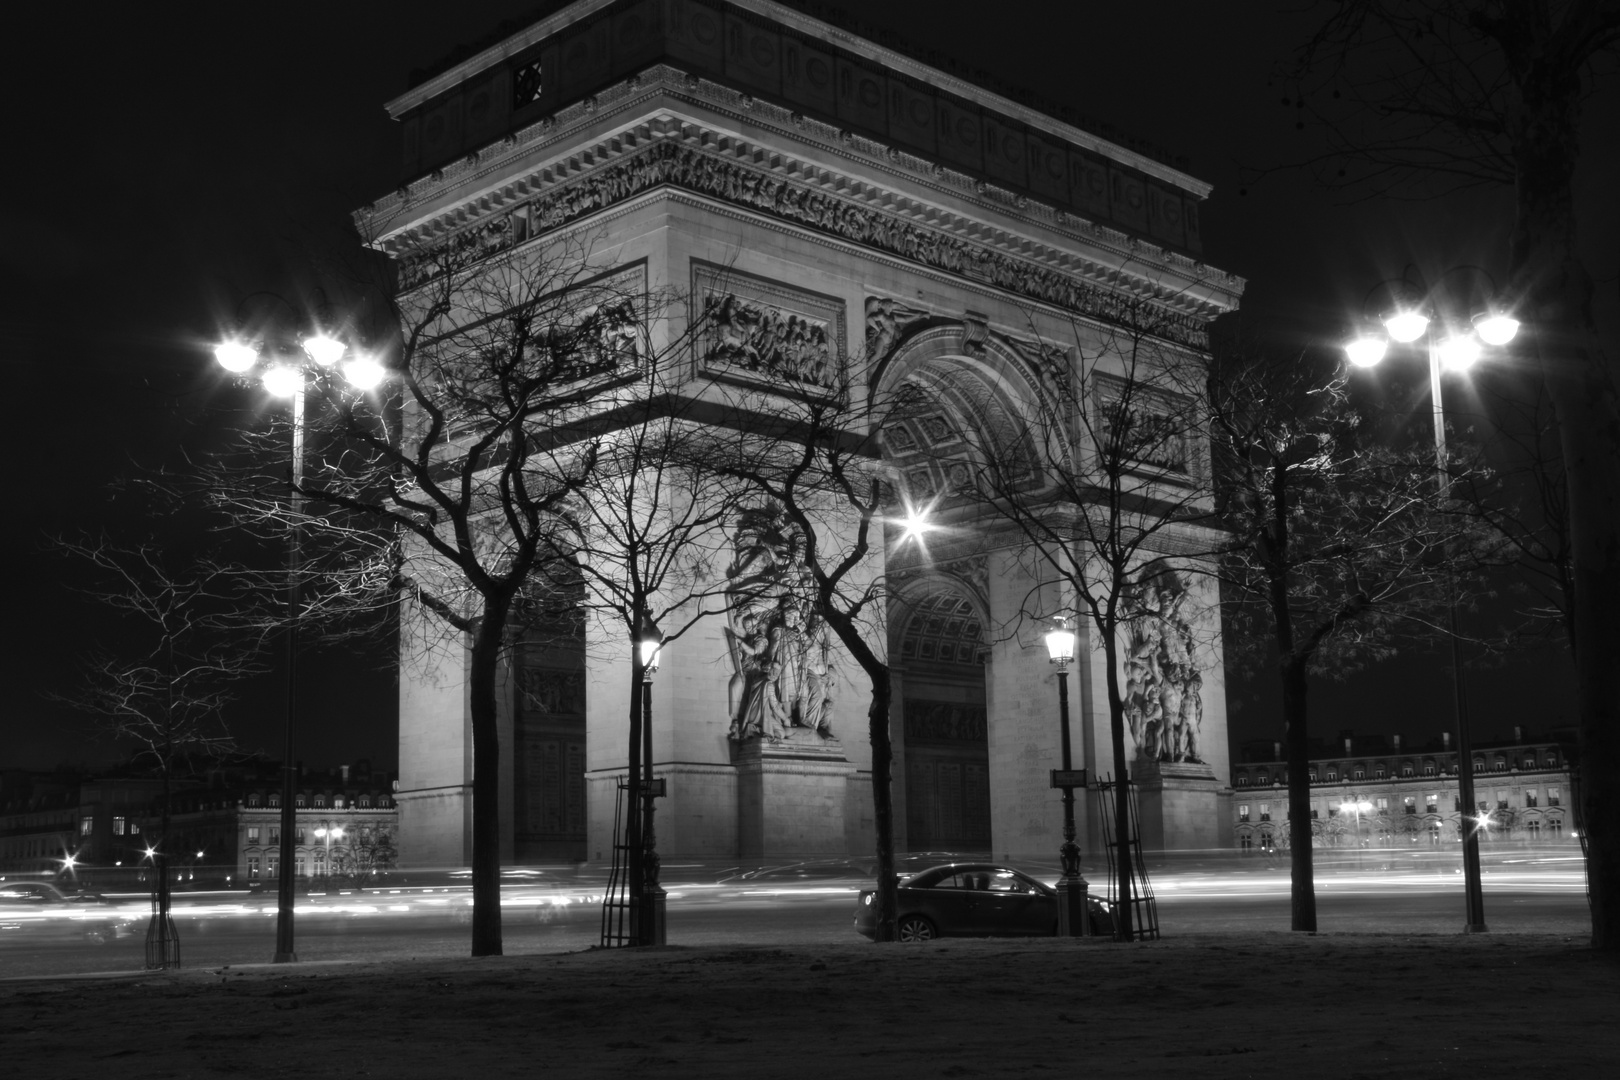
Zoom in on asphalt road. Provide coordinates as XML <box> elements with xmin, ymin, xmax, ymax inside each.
<box><xmin>0</xmin><ymin>864</ymin><xmax>1591</xmax><ymax>980</ymax></box>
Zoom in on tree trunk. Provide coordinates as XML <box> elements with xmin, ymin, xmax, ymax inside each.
<box><xmin>467</xmin><ymin>604</ymin><xmax>508</xmax><ymax>957</ymax></box>
<box><xmin>867</xmin><ymin>665</ymin><xmax>898</xmax><ymax>943</ymax></box>
<box><xmin>1101</xmin><ymin>627</ymin><xmax>1135</xmax><ymax>941</ymax></box>
<box><xmin>1281</xmin><ymin>654</ymin><xmax>1317</xmax><ymax>932</ymax></box>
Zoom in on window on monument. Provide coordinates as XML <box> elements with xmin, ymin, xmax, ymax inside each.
<box><xmin>1259</xmin><ymin>803</ymin><xmax>1270</xmax><ymax>822</ymax></box>
<box><xmin>1239</xmin><ymin>805</ymin><xmax>1250</xmax><ymax>822</ymax></box>
<box><xmin>1548</xmin><ymin>787</ymin><xmax>1561</xmax><ymax>806</ymax></box>
<box><xmin>514</xmin><ymin>58</ymin><xmax>543</xmax><ymax>109</ymax></box>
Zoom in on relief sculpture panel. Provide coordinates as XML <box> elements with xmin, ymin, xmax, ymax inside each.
<box><xmin>693</xmin><ymin>262</ymin><xmax>844</xmax><ymax>392</ymax></box>
<box><xmin>1121</xmin><ymin>566</ymin><xmax>1204</xmax><ymax>765</ymax></box>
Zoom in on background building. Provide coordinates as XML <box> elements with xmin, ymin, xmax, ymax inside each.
<box><xmin>1231</xmin><ymin>730</ymin><xmax>1580</xmax><ymax>852</ymax></box>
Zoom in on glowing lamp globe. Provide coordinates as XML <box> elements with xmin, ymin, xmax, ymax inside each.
<box><xmin>1383</xmin><ymin>310</ymin><xmax>1430</xmax><ymax>343</ymax></box>
<box><xmin>1437</xmin><ymin>336</ymin><xmax>1482</xmax><ymax>372</ymax></box>
<box><xmin>303</xmin><ymin>334</ymin><xmax>347</xmax><ymax>366</ymax></box>
<box><xmin>1044</xmin><ymin>621</ymin><xmax>1076</xmax><ymax>667</ymax></box>
<box><xmin>1345</xmin><ymin>336</ymin><xmax>1388</xmax><ymax>368</ymax></box>
<box><xmin>343</xmin><ymin>357</ymin><xmax>386</xmax><ymax>390</ymax></box>
<box><xmin>1474</xmin><ymin>312</ymin><xmax>1520</xmax><ymax>346</ymax></box>
<box><xmin>215</xmin><ymin>341</ymin><xmax>258</xmax><ymax>373</ymax></box>
<box><xmin>261</xmin><ymin>366</ymin><xmax>303</xmax><ymax>398</ymax></box>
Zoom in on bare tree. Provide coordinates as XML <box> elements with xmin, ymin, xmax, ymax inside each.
<box><xmin>204</xmin><ymin>236</ymin><xmax>687</xmax><ymax>956</ymax></box>
<box><xmin>1205</xmin><ymin>337</ymin><xmax>1478</xmax><ymax>932</ymax></box>
<box><xmin>52</xmin><ymin>536</ymin><xmax>252</xmax><ymax>969</ymax></box>
<box><xmin>966</xmin><ymin>310</ymin><xmax>1219</xmax><ymax>942</ymax></box>
<box><xmin>1281</xmin><ymin>0</ymin><xmax>1620</xmax><ymax>948</ymax></box>
<box><xmin>539</xmin><ymin>337</ymin><xmax>744</xmax><ymax>945</ymax></box>
<box><xmin>706</xmin><ymin>367</ymin><xmax>906</xmax><ymax>942</ymax></box>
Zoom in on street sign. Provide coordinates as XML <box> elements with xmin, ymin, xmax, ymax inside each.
<box><xmin>1049</xmin><ymin>769</ymin><xmax>1088</xmax><ymax>789</ymax></box>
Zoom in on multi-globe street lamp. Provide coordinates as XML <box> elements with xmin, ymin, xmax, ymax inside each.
<box><xmin>1346</xmin><ymin>272</ymin><xmax>1519</xmax><ymax>934</ymax></box>
<box><xmin>1042</xmin><ymin>616</ymin><xmax>1090</xmax><ymax>937</ymax></box>
<box><xmin>214</xmin><ymin>327</ymin><xmax>383</xmax><ymax>962</ymax></box>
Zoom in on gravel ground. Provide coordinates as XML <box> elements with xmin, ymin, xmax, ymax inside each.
<box><xmin>3</xmin><ymin>932</ymin><xmax>1615</xmax><ymax>1078</ymax></box>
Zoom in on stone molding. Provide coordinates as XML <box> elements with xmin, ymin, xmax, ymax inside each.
<box><xmin>359</xmin><ymin>65</ymin><xmax>1242</xmax><ymax>315</ymax></box>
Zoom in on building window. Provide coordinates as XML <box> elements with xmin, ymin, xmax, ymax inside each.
<box><xmin>129</xmin><ymin>821</ymin><xmax>140</xmax><ymax>835</ymax></box>
<box><xmin>269</xmin><ymin>827</ymin><xmax>280</xmax><ymax>844</ymax></box>
<box><xmin>1424</xmin><ymin>762</ymin><xmax>1436</xmax><ymax>776</ymax></box>
<box><xmin>1239</xmin><ymin>805</ymin><xmax>1250</xmax><ymax>822</ymax></box>
<box><xmin>1473</xmin><ymin>758</ymin><xmax>1485</xmax><ymax>773</ymax></box>
<box><xmin>269</xmin><ymin>792</ymin><xmax>280</xmax><ymax>808</ymax></box>
<box><xmin>1374</xmin><ymin>766</ymin><xmax>1387</xmax><ymax>779</ymax></box>
<box><xmin>359</xmin><ymin>795</ymin><xmax>372</xmax><ymax>808</ymax></box>
<box><xmin>247</xmin><ymin>793</ymin><xmax>260</xmax><ymax>808</ymax></box>
<box><xmin>1353</xmin><ymin>768</ymin><xmax>1365</xmax><ymax>780</ymax></box>
<box><xmin>1527</xmin><ymin>820</ymin><xmax>1542</xmax><ymax>840</ymax></box>
<box><xmin>1496</xmin><ymin>790</ymin><xmax>1510</xmax><ymax>810</ymax></box>
<box><xmin>80</xmin><ymin>817</ymin><xmax>94</xmax><ymax>836</ymax></box>
<box><xmin>267</xmin><ymin>856</ymin><xmax>279</xmax><ymax>878</ymax></box>
<box><xmin>1548</xmin><ymin>787</ymin><xmax>1561</xmax><ymax>807</ymax></box>
<box><xmin>1425</xmin><ymin>794</ymin><xmax>1438</xmax><ymax>814</ymax></box>
<box><xmin>514</xmin><ymin>57</ymin><xmax>543</xmax><ymax>108</ymax></box>
<box><xmin>1237</xmin><ymin>776</ymin><xmax>1248</xmax><ymax>786</ymax></box>
<box><xmin>1308</xmin><ymin>770</ymin><xmax>1318</xmax><ymax>782</ymax></box>
<box><xmin>1525</xmin><ymin>790</ymin><xmax>1538</xmax><ymax>808</ymax></box>
<box><xmin>113</xmin><ymin>816</ymin><xmax>126</xmax><ymax>835</ymax></box>
<box><xmin>295</xmin><ymin>858</ymin><xmax>306</xmax><ymax>878</ymax></box>
<box><xmin>1326</xmin><ymin>770</ymin><xmax>1338</xmax><ymax>781</ymax></box>
<box><xmin>296</xmin><ymin>829</ymin><xmax>307</xmax><ymax>844</ymax></box>
<box><xmin>1403</xmin><ymin>796</ymin><xmax>1416</xmax><ymax>815</ymax></box>
<box><xmin>1310</xmin><ymin>807</ymin><xmax>1319</xmax><ymax>819</ymax></box>
<box><xmin>247</xmin><ymin>856</ymin><xmax>260</xmax><ymax>879</ymax></box>
<box><xmin>247</xmin><ymin>827</ymin><xmax>261</xmax><ymax>844</ymax></box>
<box><xmin>1259</xmin><ymin>803</ymin><xmax>1271</xmax><ymax>822</ymax></box>
<box><xmin>333</xmin><ymin>796</ymin><xmax>345</xmax><ymax>810</ymax></box>
<box><xmin>313</xmin><ymin>794</ymin><xmax>326</xmax><ymax>809</ymax></box>
<box><xmin>1401</xmin><ymin>764</ymin><xmax>1413</xmax><ymax>777</ymax></box>
<box><xmin>1495</xmin><ymin>757</ymin><xmax>1509</xmax><ymax>772</ymax></box>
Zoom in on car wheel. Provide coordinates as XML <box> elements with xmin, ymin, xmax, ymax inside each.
<box><xmin>896</xmin><ymin>915</ymin><xmax>936</xmax><ymax>943</ymax></box>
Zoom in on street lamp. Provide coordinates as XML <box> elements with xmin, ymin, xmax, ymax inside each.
<box><xmin>1043</xmin><ymin>617</ymin><xmax>1090</xmax><ymax>937</ymax></box>
<box><xmin>1345</xmin><ymin>275</ymin><xmax>1512</xmax><ymax>934</ymax></box>
<box><xmin>214</xmin><ymin>322</ymin><xmax>384</xmax><ymax>963</ymax></box>
<box><xmin>314</xmin><ymin>825</ymin><xmax>344</xmax><ymax>889</ymax></box>
<box><xmin>637</xmin><ymin>635</ymin><xmax>666</xmax><ymax>946</ymax></box>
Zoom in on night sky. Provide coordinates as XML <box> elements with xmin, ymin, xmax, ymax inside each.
<box><xmin>5</xmin><ymin>2</ymin><xmax>1611</xmax><ymax>773</ymax></box>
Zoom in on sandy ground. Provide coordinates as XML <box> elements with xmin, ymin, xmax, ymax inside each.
<box><xmin>3</xmin><ymin>932</ymin><xmax>1616</xmax><ymax>1078</ymax></box>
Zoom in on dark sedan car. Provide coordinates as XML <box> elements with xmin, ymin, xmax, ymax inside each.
<box><xmin>853</xmin><ymin>862</ymin><xmax>1114</xmax><ymax>941</ymax></box>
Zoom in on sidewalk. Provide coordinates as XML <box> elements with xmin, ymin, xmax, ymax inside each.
<box><xmin>4</xmin><ymin>932</ymin><xmax>1615</xmax><ymax>1078</ymax></box>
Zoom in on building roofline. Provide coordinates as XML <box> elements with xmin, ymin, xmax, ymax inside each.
<box><xmin>382</xmin><ymin>0</ymin><xmax>1212</xmax><ymax>198</ymax></box>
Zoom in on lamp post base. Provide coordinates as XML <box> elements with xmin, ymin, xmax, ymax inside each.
<box><xmin>640</xmin><ymin>885</ymin><xmax>667</xmax><ymax>947</ymax></box>
<box><xmin>1056</xmin><ymin>875</ymin><xmax>1090</xmax><ymax>937</ymax></box>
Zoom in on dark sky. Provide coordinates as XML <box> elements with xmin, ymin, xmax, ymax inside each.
<box><xmin>4</xmin><ymin>2</ymin><xmax>1611</xmax><ymax>772</ymax></box>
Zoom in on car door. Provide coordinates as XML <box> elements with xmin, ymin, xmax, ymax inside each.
<box><xmin>974</xmin><ymin>869</ymin><xmax>1056</xmax><ymax>935</ymax></box>
<box><xmin>908</xmin><ymin>870</ymin><xmax>976</xmax><ymax>934</ymax></box>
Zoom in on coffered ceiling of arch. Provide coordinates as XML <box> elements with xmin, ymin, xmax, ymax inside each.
<box><xmin>359</xmin><ymin>66</ymin><xmax>1241</xmax><ymax>346</ymax></box>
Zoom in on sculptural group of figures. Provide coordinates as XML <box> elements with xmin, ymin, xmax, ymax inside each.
<box><xmin>725</xmin><ymin>506</ymin><xmax>837</xmax><ymax>741</ymax></box>
<box><xmin>703</xmin><ymin>292</ymin><xmax>836</xmax><ymax>390</ymax></box>
<box><xmin>1121</xmin><ymin>567</ymin><xmax>1204</xmax><ymax>764</ymax></box>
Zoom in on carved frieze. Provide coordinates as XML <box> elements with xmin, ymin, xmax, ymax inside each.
<box><xmin>395</xmin><ymin>139</ymin><xmax>1213</xmax><ymax>348</ymax></box>
<box><xmin>692</xmin><ymin>262</ymin><xmax>844</xmax><ymax>392</ymax></box>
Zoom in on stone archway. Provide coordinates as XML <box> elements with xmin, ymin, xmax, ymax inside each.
<box><xmin>894</xmin><ymin>583</ymin><xmax>991</xmax><ymax>854</ymax></box>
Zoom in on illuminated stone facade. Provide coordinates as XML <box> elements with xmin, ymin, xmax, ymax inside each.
<box><xmin>361</xmin><ymin>0</ymin><xmax>1244</xmax><ymax>868</ymax></box>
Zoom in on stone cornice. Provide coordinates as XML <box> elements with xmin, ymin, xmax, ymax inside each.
<box><xmin>359</xmin><ymin>70</ymin><xmax>1242</xmax><ymax>324</ymax></box>
<box><xmin>383</xmin><ymin>1</ymin><xmax>1208</xmax><ymax>198</ymax></box>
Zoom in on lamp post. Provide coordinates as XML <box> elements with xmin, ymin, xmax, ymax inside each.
<box><xmin>638</xmin><ymin>635</ymin><xmax>666</xmax><ymax>946</ymax></box>
<box><xmin>215</xmin><ymin>327</ymin><xmax>384</xmax><ymax>963</ymax></box>
<box><xmin>1043</xmin><ymin>617</ymin><xmax>1090</xmax><ymax>937</ymax></box>
<box><xmin>1346</xmin><ymin>278</ymin><xmax>1516</xmax><ymax>934</ymax></box>
<box><xmin>1340</xmin><ymin>798</ymin><xmax>1373</xmax><ymax>866</ymax></box>
<box><xmin>314</xmin><ymin>825</ymin><xmax>344</xmax><ymax>889</ymax></box>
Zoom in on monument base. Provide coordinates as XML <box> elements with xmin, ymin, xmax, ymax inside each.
<box><xmin>734</xmin><ymin>731</ymin><xmax>855</xmax><ymax>860</ymax></box>
<box><xmin>1132</xmin><ymin>759</ymin><xmax>1233</xmax><ymax>854</ymax></box>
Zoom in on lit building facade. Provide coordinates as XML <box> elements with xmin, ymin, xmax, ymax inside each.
<box><xmin>1230</xmin><ymin>733</ymin><xmax>1578</xmax><ymax>851</ymax></box>
<box><xmin>360</xmin><ymin>0</ymin><xmax>1244</xmax><ymax>869</ymax></box>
